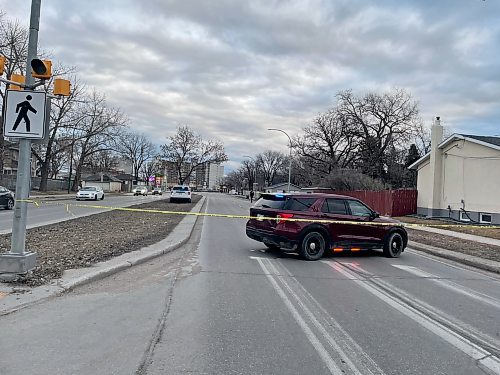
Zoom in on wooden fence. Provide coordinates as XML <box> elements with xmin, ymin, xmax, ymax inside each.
<box><xmin>311</xmin><ymin>188</ymin><xmax>417</xmax><ymax>217</ymax></box>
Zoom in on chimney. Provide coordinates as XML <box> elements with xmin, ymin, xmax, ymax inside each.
<box><xmin>428</xmin><ymin>116</ymin><xmax>443</xmax><ymax>217</ymax></box>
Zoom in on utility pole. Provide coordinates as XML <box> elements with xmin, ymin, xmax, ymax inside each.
<box><xmin>0</xmin><ymin>0</ymin><xmax>41</xmax><ymax>277</ymax></box>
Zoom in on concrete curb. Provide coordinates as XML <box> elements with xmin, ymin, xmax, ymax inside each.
<box><xmin>0</xmin><ymin>196</ymin><xmax>206</xmax><ymax>315</ymax></box>
<box><xmin>408</xmin><ymin>240</ymin><xmax>500</xmax><ymax>274</ymax></box>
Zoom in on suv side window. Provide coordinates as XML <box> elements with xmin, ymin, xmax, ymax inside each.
<box><xmin>321</xmin><ymin>199</ymin><xmax>348</xmax><ymax>214</ymax></box>
<box><xmin>283</xmin><ymin>197</ymin><xmax>317</xmax><ymax>211</ymax></box>
<box><xmin>347</xmin><ymin>200</ymin><xmax>373</xmax><ymax>217</ymax></box>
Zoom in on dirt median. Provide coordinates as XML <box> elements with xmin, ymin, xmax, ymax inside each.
<box><xmin>0</xmin><ymin>195</ymin><xmax>201</xmax><ymax>286</ymax></box>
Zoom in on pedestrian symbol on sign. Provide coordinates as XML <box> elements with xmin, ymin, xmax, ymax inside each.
<box><xmin>12</xmin><ymin>95</ymin><xmax>37</xmax><ymax>132</ymax></box>
<box><xmin>3</xmin><ymin>90</ymin><xmax>47</xmax><ymax>140</ymax></box>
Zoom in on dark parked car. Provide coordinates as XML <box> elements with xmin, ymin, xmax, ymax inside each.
<box><xmin>246</xmin><ymin>193</ymin><xmax>407</xmax><ymax>261</ymax></box>
<box><xmin>0</xmin><ymin>185</ymin><xmax>15</xmax><ymax>210</ymax></box>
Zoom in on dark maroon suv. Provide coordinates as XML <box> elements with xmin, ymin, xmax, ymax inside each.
<box><xmin>246</xmin><ymin>193</ymin><xmax>407</xmax><ymax>260</ymax></box>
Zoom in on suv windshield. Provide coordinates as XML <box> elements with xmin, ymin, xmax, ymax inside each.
<box><xmin>173</xmin><ymin>186</ymin><xmax>189</xmax><ymax>191</ymax></box>
<box><xmin>81</xmin><ymin>187</ymin><xmax>96</xmax><ymax>191</ymax></box>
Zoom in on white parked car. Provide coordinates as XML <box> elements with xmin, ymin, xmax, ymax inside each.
<box><xmin>170</xmin><ymin>185</ymin><xmax>192</xmax><ymax>203</ymax></box>
<box><xmin>132</xmin><ymin>186</ymin><xmax>148</xmax><ymax>196</ymax></box>
<box><xmin>76</xmin><ymin>186</ymin><xmax>104</xmax><ymax>201</ymax></box>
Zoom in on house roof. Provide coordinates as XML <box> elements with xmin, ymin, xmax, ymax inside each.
<box><xmin>83</xmin><ymin>173</ymin><xmax>122</xmax><ymax>182</ymax></box>
<box><xmin>408</xmin><ymin>133</ymin><xmax>500</xmax><ymax>170</ymax></box>
<box><xmin>460</xmin><ymin>134</ymin><xmax>500</xmax><ymax>148</ymax></box>
<box><xmin>114</xmin><ymin>173</ymin><xmax>134</xmax><ymax>181</ymax></box>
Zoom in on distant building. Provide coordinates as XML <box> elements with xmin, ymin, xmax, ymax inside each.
<box><xmin>82</xmin><ymin>173</ymin><xmax>122</xmax><ymax>192</ymax></box>
<box><xmin>195</xmin><ymin>163</ymin><xmax>224</xmax><ymax>190</ymax></box>
<box><xmin>1</xmin><ymin>141</ymin><xmax>36</xmax><ymax>177</ymax></box>
<box><xmin>162</xmin><ymin>160</ymin><xmax>196</xmax><ymax>188</ymax></box>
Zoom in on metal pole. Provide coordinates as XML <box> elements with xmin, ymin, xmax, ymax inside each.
<box><xmin>67</xmin><ymin>142</ymin><xmax>73</xmax><ymax>194</ymax></box>
<box><xmin>267</xmin><ymin>128</ymin><xmax>292</xmax><ymax>192</ymax></box>
<box><xmin>10</xmin><ymin>0</ymin><xmax>41</xmax><ymax>254</ymax></box>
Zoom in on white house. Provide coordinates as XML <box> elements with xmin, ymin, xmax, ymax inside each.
<box><xmin>409</xmin><ymin>117</ymin><xmax>500</xmax><ymax>224</ymax></box>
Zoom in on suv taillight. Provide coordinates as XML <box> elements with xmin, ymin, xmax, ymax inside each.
<box><xmin>276</xmin><ymin>213</ymin><xmax>294</xmax><ymax>224</ymax></box>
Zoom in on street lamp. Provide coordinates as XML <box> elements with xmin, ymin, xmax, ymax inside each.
<box><xmin>268</xmin><ymin>128</ymin><xmax>292</xmax><ymax>193</ymax></box>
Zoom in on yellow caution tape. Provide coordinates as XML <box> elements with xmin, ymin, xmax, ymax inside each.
<box><xmin>14</xmin><ymin>199</ymin><xmax>500</xmax><ymax>229</ymax></box>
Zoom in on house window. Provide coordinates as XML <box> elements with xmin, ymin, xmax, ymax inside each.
<box><xmin>479</xmin><ymin>213</ymin><xmax>492</xmax><ymax>224</ymax></box>
<box><xmin>459</xmin><ymin>211</ymin><xmax>471</xmax><ymax>222</ymax></box>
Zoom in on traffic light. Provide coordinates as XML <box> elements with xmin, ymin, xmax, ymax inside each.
<box><xmin>9</xmin><ymin>74</ymin><xmax>25</xmax><ymax>90</ymax></box>
<box><xmin>31</xmin><ymin>58</ymin><xmax>52</xmax><ymax>79</ymax></box>
<box><xmin>53</xmin><ymin>78</ymin><xmax>71</xmax><ymax>96</ymax></box>
<box><xmin>0</xmin><ymin>55</ymin><xmax>5</xmax><ymax>75</ymax></box>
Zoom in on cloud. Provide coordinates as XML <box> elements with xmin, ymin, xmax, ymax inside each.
<box><xmin>1</xmin><ymin>0</ymin><xmax>499</xmax><ymax>173</ymax></box>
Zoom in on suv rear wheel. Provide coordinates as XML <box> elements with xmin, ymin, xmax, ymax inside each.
<box><xmin>383</xmin><ymin>232</ymin><xmax>404</xmax><ymax>258</ymax></box>
<box><xmin>299</xmin><ymin>231</ymin><xmax>326</xmax><ymax>261</ymax></box>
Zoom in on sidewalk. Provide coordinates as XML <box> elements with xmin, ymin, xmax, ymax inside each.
<box><xmin>0</xmin><ymin>196</ymin><xmax>205</xmax><ymax>315</ymax></box>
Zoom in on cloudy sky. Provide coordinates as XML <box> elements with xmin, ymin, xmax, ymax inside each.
<box><xmin>2</xmin><ymin>0</ymin><xmax>500</xmax><ymax>171</ymax></box>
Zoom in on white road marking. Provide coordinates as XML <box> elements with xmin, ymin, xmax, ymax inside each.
<box><xmin>266</xmin><ymin>259</ymin><xmax>385</xmax><ymax>375</ymax></box>
<box><xmin>253</xmin><ymin>256</ymin><xmax>344</xmax><ymax>374</ymax></box>
<box><xmin>406</xmin><ymin>249</ymin><xmax>499</xmax><ymax>280</ymax></box>
<box><xmin>323</xmin><ymin>260</ymin><xmax>500</xmax><ymax>375</ymax></box>
<box><xmin>391</xmin><ymin>264</ymin><xmax>500</xmax><ymax>310</ymax></box>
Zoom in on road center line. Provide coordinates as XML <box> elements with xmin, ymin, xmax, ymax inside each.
<box><xmin>252</xmin><ymin>257</ymin><xmax>344</xmax><ymax>375</ymax></box>
<box><xmin>391</xmin><ymin>264</ymin><xmax>500</xmax><ymax>310</ymax></box>
<box><xmin>266</xmin><ymin>259</ymin><xmax>385</xmax><ymax>375</ymax></box>
<box><xmin>323</xmin><ymin>260</ymin><xmax>500</xmax><ymax>375</ymax></box>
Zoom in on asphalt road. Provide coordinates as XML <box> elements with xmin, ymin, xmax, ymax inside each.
<box><xmin>0</xmin><ymin>193</ymin><xmax>165</xmax><ymax>234</ymax></box>
<box><xmin>1</xmin><ymin>193</ymin><xmax>499</xmax><ymax>375</ymax></box>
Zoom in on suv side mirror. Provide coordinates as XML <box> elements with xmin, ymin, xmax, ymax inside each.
<box><xmin>371</xmin><ymin>211</ymin><xmax>380</xmax><ymax>219</ymax></box>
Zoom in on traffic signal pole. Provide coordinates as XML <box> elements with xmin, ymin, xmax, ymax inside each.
<box><xmin>0</xmin><ymin>0</ymin><xmax>41</xmax><ymax>276</ymax></box>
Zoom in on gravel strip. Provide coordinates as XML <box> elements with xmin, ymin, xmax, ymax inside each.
<box><xmin>407</xmin><ymin>228</ymin><xmax>500</xmax><ymax>262</ymax></box>
<box><xmin>0</xmin><ymin>195</ymin><xmax>201</xmax><ymax>286</ymax></box>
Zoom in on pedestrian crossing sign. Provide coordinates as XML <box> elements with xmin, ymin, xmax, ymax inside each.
<box><xmin>3</xmin><ymin>89</ymin><xmax>47</xmax><ymax>139</ymax></box>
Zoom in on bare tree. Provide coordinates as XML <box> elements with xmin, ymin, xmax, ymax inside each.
<box><xmin>225</xmin><ymin>169</ymin><xmax>245</xmax><ymax>191</ymax></box>
<box><xmin>240</xmin><ymin>159</ymin><xmax>257</xmax><ymax>189</ymax></box>
<box><xmin>70</xmin><ymin>91</ymin><xmax>127</xmax><ymax>190</ymax></box>
<box><xmin>84</xmin><ymin>150</ymin><xmax>119</xmax><ymax>174</ymax></box>
<box><xmin>140</xmin><ymin>156</ymin><xmax>162</xmax><ymax>186</ymax></box>
<box><xmin>336</xmin><ymin>88</ymin><xmax>421</xmax><ymax>181</ymax></box>
<box><xmin>294</xmin><ymin>109</ymin><xmax>359</xmax><ymax>176</ymax></box>
<box><xmin>256</xmin><ymin>150</ymin><xmax>286</xmax><ymax>187</ymax></box>
<box><xmin>32</xmin><ymin>77</ymin><xmax>85</xmax><ymax>190</ymax></box>
<box><xmin>160</xmin><ymin>125</ymin><xmax>228</xmax><ymax>185</ymax></box>
<box><xmin>114</xmin><ymin>131</ymin><xmax>156</xmax><ymax>184</ymax></box>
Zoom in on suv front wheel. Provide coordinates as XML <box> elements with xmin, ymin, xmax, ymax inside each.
<box><xmin>299</xmin><ymin>231</ymin><xmax>326</xmax><ymax>261</ymax></box>
<box><xmin>383</xmin><ymin>232</ymin><xmax>404</xmax><ymax>258</ymax></box>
